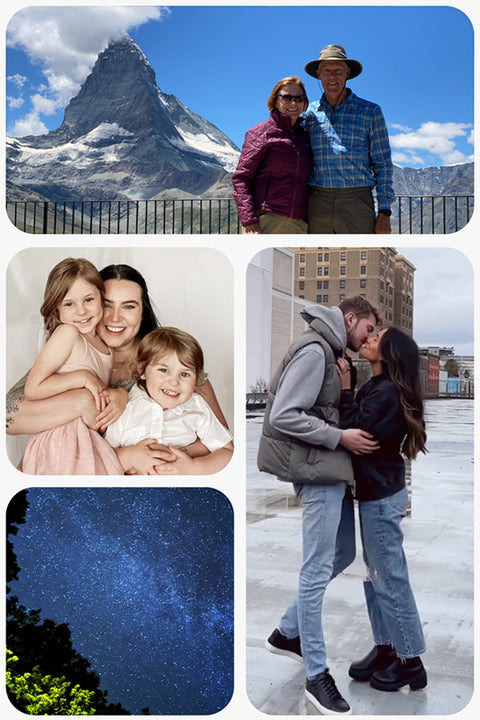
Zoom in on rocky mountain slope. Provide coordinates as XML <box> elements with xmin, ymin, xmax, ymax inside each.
<box><xmin>6</xmin><ymin>36</ymin><xmax>240</xmax><ymax>201</ymax></box>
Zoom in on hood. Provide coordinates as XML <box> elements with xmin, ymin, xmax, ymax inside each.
<box><xmin>300</xmin><ymin>304</ymin><xmax>346</xmax><ymax>355</ymax></box>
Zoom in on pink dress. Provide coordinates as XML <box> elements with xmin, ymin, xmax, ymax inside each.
<box><xmin>22</xmin><ymin>336</ymin><xmax>124</xmax><ymax>475</ymax></box>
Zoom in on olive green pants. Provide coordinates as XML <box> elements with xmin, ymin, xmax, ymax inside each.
<box><xmin>257</xmin><ymin>212</ymin><xmax>308</xmax><ymax>234</ymax></box>
<box><xmin>308</xmin><ymin>186</ymin><xmax>375</xmax><ymax>234</ymax></box>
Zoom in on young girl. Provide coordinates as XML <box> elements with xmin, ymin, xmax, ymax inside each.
<box><xmin>338</xmin><ymin>327</ymin><xmax>427</xmax><ymax>692</ymax></box>
<box><xmin>22</xmin><ymin>258</ymin><xmax>124</xmax><ymax>475</ymax></box>
<box><xmin>105</xmin><ymin>327</ymin><xmax>234</xmax><ymax>475</ymax></box>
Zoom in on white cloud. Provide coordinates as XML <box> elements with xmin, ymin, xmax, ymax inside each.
<box><xmin>390</xmin><ymin>123</ymin><xmax>412</xmax><ymax>132</ymax></box>
<box><xmin>11</xmin><ymin>112</ymin><xmax>49</xmax><ymax>137</ymax></box>
<box><xmin>6</xmin><ymin>6</ymin><xmax>169</xmax><ymax>130</ymax></box>
<box><xmin>31</xmin><ymin>93</ymin><xmax>58</xmax><ymax>116</ymax></box>
<box><xmin>7</xmin><ymin>73</ymin><xmax>27</xmax><ymax>88</ymax></box>
<box><xmin>392</xmin><ymin>151</ymin><xmax>424</xmax><ymax>166</ymax></box>
<box><xmin>7</xmin><ymin>96</ymin><xmax>24</xmax><ymax>110</ymax></box>
<box><xmin>390</xmin><ymin>121</ymin><xmax>472</xmax><ymax>165</ymax></box>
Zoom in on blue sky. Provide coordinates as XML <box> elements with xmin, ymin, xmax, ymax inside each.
<box><xmin>5</xmin><ymin>5</ymin><xmax>474</xmax><ymax>168</ymax></box>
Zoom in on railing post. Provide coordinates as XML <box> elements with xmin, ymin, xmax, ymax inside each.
<box><xmin>42</xmin><ymin>202</ymin><xmax>49</xmax><ymax>233</ymax></box>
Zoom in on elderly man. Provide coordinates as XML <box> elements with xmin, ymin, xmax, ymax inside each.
<box><xmin>304</xmin><ymin>45</ymin><xmax>395</xmax><ymax>234</ymax></box>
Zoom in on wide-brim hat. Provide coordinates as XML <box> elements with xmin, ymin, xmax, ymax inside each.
<box><xmin>305</xmin><ymin>44</ymin><xmax>363</xmax><ymax>79</ymax></box>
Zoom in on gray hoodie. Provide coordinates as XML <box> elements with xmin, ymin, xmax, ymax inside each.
<box><xmin>269</xmin><ymin>304</ymin><xmax>346</xmax><ymax>450</ymax></box>
<box><xmin>257</xmin><ymin>304</ymin><xmax>353</xmax><ymax>484</ymax></box>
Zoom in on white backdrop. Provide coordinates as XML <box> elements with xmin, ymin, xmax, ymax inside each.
<box><xmin>6</xmin><ymin>246</ymin><xmax>234</xmax><ymax>464</ymax></box>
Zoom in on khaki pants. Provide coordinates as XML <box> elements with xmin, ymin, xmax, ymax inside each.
<box><xmin>257</xmin><ymin>212</ymin><xmax>308</xmax><ymax>234</ymax></box>
<box><xmin>308</xmin><ymin>186</ymin><xmax>375</xmax><ymax>234</ymax></box>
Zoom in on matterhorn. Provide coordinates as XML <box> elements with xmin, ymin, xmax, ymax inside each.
<box><xmin>6</xmin><ymin>35</ymin><xmax>240</xmax><ymax>202</ymax></box>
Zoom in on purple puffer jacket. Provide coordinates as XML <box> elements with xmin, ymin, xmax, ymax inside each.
<box><xmin>232</xmin><ymin>109</ymin><xmax>313</xmax><ymax>228</ymax></box>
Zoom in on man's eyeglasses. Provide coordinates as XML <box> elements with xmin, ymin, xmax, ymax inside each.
<box><xmin>278</xmin><ymin>93</ymin><xmax>305</xmax><ymax>103</ymax></box>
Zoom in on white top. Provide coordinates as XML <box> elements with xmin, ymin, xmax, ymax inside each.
<box><xmin>105</xmin><ymin>384</ymin><xmax>233</xmax><ymax>451</ymax></box>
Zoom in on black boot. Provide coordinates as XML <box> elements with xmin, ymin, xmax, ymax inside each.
<box><xmin>370</xmin><ymin>656</ymin><xmax>427</xmax><ymax>692</ymax></box>
<box><xmin>349</xmin><ymin>645</ymin><xmax>397</xmax><ymax>681</ymax></box>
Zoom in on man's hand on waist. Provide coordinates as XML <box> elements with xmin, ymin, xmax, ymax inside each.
<box><xmin>339</xmin><ymin>428</ymin><xmax>379</xmax><ymax>455</ymax></box>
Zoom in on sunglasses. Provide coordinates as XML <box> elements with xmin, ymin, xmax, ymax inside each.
<box><xmin>278</xmin><ymin>93</ymin><xmax>305</xmax><ymax>103</ymax></box>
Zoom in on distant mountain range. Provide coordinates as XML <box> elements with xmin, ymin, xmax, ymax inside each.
<box><xmin>6</xmin><ymin>35</ymin><xmax>474</xmax><ymax>208</ymax></box>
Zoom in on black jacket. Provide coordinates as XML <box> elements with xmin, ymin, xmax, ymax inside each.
<box><xmin>339</xmin><ymin>374</ymin><xmax>407</xmax><ymax>501</ymax></box>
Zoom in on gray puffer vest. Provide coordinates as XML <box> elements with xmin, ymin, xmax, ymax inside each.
<box><xmin>257</xmin><ymin>329</ymin><xmax>353</xmax><ymax>485</ymax></box>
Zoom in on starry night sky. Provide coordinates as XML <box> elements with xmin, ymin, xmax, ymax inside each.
<box><xmin>9</xmin><ymin>487</ymin><xmax>234</xmax><ymax>715</ymax></box>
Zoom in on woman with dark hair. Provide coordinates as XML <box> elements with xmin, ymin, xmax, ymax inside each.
<box><xmin>337</xmin><ymin>327</ymin><xmax>428</xmax><ymax>693</ymax></box>
<box><xmin>232</xmin><ymin>76</ymin><xmax>313</xmax><ymax>234</ymax></box>
<box><xmin>100</xmin><ymin>264</ymin><xmax>159</xmax><ymax>341</ymax></box>
<box><xmin>6</xmin><ymin>263</ymin><xmax>228</xmax><ymax>472</ymax></box>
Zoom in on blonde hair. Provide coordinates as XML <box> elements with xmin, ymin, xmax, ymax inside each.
<box><xmin>40</xmin><ymin>257</ymin><xmax>104</xmax><ymax>338</ymax></box>
<box><xmin>267</xmin><ymin>76</ymin><xmax>309</xmax><ymax>113</ymax></box>
<box><xmin>135</xmin><ymin>327</ymin><xmax>204</xmax><ymax>390</ymax></box>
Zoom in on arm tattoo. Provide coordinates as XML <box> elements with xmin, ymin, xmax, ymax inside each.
<box><xmin>6</xmin><ymin>373</ymin><xmax>28</xmax><ymax>428</ymax></box>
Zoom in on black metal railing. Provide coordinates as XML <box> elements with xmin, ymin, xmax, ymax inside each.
<box><xmin>6</xmin><ymin>195</ymin><xmax>474</xmax><ymax>234</ymax></box>
<box><xmin>396</xmin><ymin>195</ymin><xmax>474</xmax><ymax>234</ymax></box>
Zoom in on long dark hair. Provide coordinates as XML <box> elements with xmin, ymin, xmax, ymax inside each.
<box><xmin>100</xmin><ymin>264</ymin><xmax>160</xmax><ymax>338</ymax></box>
<box><xmin>379</xmin><ymin>328</ymin><xmax>427</xmax><ymax>459</ymax></box>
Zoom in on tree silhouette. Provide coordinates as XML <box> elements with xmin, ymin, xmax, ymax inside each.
<box><xmin>6</xmin><ymin>490</ymin><xmax>130</xmax><ymax>715</ymax></box>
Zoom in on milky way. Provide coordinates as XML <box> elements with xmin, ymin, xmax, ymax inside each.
<box><xmin>9</xmin><ymin>487</ymin><xmax>234</xmax><ymax>715</ymax></box>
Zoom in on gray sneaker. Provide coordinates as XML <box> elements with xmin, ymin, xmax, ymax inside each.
<box><xmin>305</xmin><ymin>670</ymin><xmax>352</xmax><ymax>715</ymax></box>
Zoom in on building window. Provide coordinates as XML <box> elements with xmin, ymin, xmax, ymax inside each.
<box><xmin>317</xmin><ymin>253</ymin><xmax>323</xmax><ymax>262</ymax></box>
<box><xmin>360</xmin><ymin>265</ymin><xmax>367</xmax><ymax>275</ymax></box>
<box><xmin>316</xmin><ymin>295</ymin><xmax>322</xmax><ymax>303</ymax></box>
<box><xmin>340</xmin><ymin>280</ymin><xmax>346</xmax><ymax>289</ymax></box>
<box><xmin>323</xmin><ymin>294</ymin><xmax>329</xmax><ymax>303</ymax></box>
<box><xmin>340</xmin><ymin>251</ymin><xmax>347</xmax><ymax>261</ymax></box>
<box><xmin>324</xmin><ymin>267</ymin><xmax>329</xmax><ymax>276</ymax></box>
<box><xmin>323</xmin><ymin>280</ymin><xmax>329</xmax><ymax>289</ymax></box>
<box><xmin>339</xmin><ymin>294</ymin><xmax>345</xmax><ymax>302</ymax></box>
<box><xmin>340</xmin><ymin>266</ymin><xmax>346</xmax><ymax>275</ymax></box>
<box><xmin>324</xmin><ymin>253</ymin><xmax>330</xmax><ymax>261</ymax></box>
<box><xmin>299</xmin><ymin>281</ymin><xmax>305</xmax><ymax>290</ymax></box>
<box><xmin>299</xmin><ymin>294</ymin><xmax>304</xmax><ymax>299</ymax></box>
<box><xmin>300</xmin><ymin>253</ymin><xmax>306</xmax><ymax>263</ymax></box>
<box><xmin>361</xmin><ymin>251</ymin><xmax>367</xmax><ymax>260</ymax></box>
<box><xmin>299</xmin><ymin>267</ymin><xmax>305</xmax><ymax>276</ymax></box>
<box><xmin>317</xmin><ymin>280</ymin><xmax>322</xmax><ymax>289</ymax></box>
<box><xmin>360</xmin><ymin>279</ymin><xmax>367</xmax><ymax>288</ymax></box>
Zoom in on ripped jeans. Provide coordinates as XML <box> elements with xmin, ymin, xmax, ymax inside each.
<box><xmin>359</xmin><ymin>487</ymin><xmax>426</xmax><ymax>658</ymax></box>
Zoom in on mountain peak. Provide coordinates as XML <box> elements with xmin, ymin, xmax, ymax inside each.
<box><xmin>6</xmin><ymin>34</ymin><xmax>240</xmax><ymax>200</ymax></box>
<box><xmin>56</xmin><ymin>34</ymin><xmax>172</xmax><ymax>142</ymax></box>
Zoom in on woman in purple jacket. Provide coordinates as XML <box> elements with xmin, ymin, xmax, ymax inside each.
<box><xmin>232</xmin><ymin>76</ymin><xmax>313</xmax><ymax>234</ymax></box>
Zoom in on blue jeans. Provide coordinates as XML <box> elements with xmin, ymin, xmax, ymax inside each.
<box><xmin>278</xmin><ymin>483</ymin><xmax>355</xmax><ymax>679</ymax></box>
<box><xmin>359</xmin><ymin>488</ymin><xmax>425</xmax><ymax>658</ymax></box>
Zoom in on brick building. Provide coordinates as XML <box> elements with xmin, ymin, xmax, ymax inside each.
<box><xmin>290</xmin><ymin>247</ymin><xmax>415</xmax><ymax>332</ymax></box>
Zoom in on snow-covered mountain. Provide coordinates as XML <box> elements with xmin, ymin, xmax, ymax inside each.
<box><xmin>393</xmin><ymin>162</ymin><xmax>473</xmax><ymax>197</ymax></box>
<box><xmin>6</xmin><ymin>35</ymin><xmax>240</xmax><ymax>201</ymax></box>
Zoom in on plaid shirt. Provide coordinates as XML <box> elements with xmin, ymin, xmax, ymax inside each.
<box><xmin>304</xmin><ymin>91</ymin><xmax>395</xmax><ymax>210</ymax></box>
